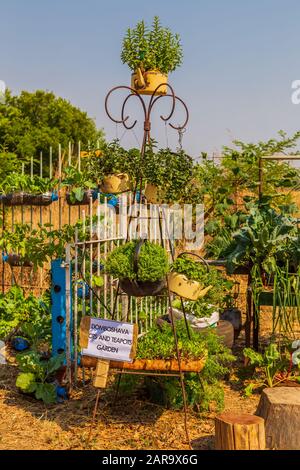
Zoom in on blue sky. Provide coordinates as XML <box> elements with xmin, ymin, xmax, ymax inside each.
<box><xmin>1</xmin><ymin>0</ymin><xmax>300</xmax><ymax>157</ymax></box>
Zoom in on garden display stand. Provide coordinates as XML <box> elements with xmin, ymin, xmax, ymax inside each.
<box><xmin>87</xmin><ymin>81</ymin><xmax>194</xmax><ymax>446</ymax></box>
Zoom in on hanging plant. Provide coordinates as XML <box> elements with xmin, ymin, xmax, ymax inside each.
<box><xmin>121</xmin><ymin>16</ymin><xmax>183</xmax><ymax>95</ymax></box>
<box><xmin>105</xmin><ymin>239</ymin><xmax>169</xmax><ymax>297</ymax></box>
<box><xmin>169</xmin><ymin>254</ymin><xmax>213</xmax><ymax>301</ymax></box>
<box><xmin>142</xmin><ymin>144</ymin><xmax>193</xmax><ymax>203</ymax></box>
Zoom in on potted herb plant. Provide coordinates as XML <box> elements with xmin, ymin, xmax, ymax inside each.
<box><xmin>143</xmin><ymin>146</ymin><xmax>193</xmax><ymax>203</ymax></box>
<box><xmin>89</xmin><ymin>141</ymin><xmax>139</xmax><ymax>194</ymax></box>
<box><xmin>105</xmin><ymin>239</ymin><xmax>169</xmax><ymax>297</ymax></box>
<box><xmin>62</xmin><ymin>166</ymin><xmax>98</xmax><ymax>205</ymax></box>
<box><xmin>121</xmin><ymin>16</ymin><xmax>183</xmax><ymax>95</ymax></box>
<box><xmin>168</xmin><ymin>253</ymin><xmax>213</xmax><ymax>301</ymax></box>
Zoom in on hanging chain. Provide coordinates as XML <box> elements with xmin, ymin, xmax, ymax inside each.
<box><xmin>131</xmin><ymin>128</ymin><xmax>141</xmax><ymax>148</ymax></box>
<box><xmin>164</xmin><ymin>121</ymin><xmax>169</xmax><ymax>148</ymax></box>
<box><xmin>178</xmin><ymin>126</ymin><xmax>186</xmax><ymax>151</ymax></box>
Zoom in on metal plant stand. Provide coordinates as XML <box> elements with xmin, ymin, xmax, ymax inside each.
<box><xmin>100</xmin><ymin>82</ymin><xmax>193</xmax><ymax>445</ymax></box>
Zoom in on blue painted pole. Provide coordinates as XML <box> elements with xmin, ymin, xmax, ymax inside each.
<box><xmin>51</xmin><ymin>259</ymin><xmax>72</xmax><ymax>357</ymax></box>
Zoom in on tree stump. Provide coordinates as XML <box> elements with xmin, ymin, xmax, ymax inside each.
<box><xmin>256</xmin><ymin>387</ymin><xmax>300</xmax><ymax>450</ymax></box>
<box><xmin>215</xmin><ymin>412</ymin><xmax>265</xmax><ymax>450</ymax></box>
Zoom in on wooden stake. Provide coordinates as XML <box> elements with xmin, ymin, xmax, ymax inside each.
<box><xmin>93</xmin><ymin>359</ymin><xmax>110</xmax><ymax>388</ymax></box>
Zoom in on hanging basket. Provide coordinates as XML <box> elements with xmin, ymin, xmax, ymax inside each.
<box><xmin>144</xmin><ymin>183</ymin><xmax>166</xmax><ymax>204</ymax></box>
<box><xmin>66</xmin><ymin>189</ymin><xmax>97</xmax><ymax>206</ymax></box>
<box><xmin>131</xmin><ymin>69</ymin><xmax>168</xmax><ymax>96</ymax></box>
<box><xmin>23</xmin><ymin>192</ymin><xmax>54</xmax><ymax>206</ymax></box>
<box><xmin>119</xmin><ymin>278</ymin><xmax>166</xmax><ymax>297</ymax></box>
<box><xmin>168</xmin><ymin>253</ymin><xmax>212</xmax><ymax>301</ymax></box>
<box><xmin>118</xmin><ymin>239</ymin><xmax>166</xmax><ymax>297</ymax></box>
<box><xmin>1</xmin><ymin>192</ymin><xmax>25</xmax><ymax>206</ymax></box>
<box><xmin>81</xmin><ymin>355</ymin><xmax>207</xmax><ymax>373</ymax></box>
<box><xmin>100</xmin><ymin>174</ymin><xmax>130</xmax><ymax>194</ymax></box>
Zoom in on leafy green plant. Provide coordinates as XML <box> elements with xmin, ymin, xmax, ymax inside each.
<box><xmin>136</xmin><ymin>320</ymin><xmax>207</xmax><ymax>360</ymax></box>
<box><xmin>142</xmin><ymin>145</ymin><xmax>193</xmax><ymax>203</ymax></box>
<box><xmin>15</xmin><ymin>351</ymin><xmax>64</xmax><ymax>404</ymax></box>
<box><xmin>121</xmin><ymin>16</ymin><xmax>183</xmax><ymax>74</ymax></box>
<box><xmin>119</xmin><ymin>323</ymin><xmax>235</xmax><ymax>412</ymax></box>
<box><xmin>0</xmin><ymin>173</ymin><xmax>57</xmax><ymax>194</ymax></box>
<box><xmin>88</xmin><ymin>140</ymin><xmax>140</xmax><ymax>185</ymax></box>
<box><xmin>105</xmin><ymin>240</ymin><xmax>169</xmax><ymax>282</ymax></box>
<box><xmin>242</xmin><ymin>343</ymin><xmax>300</xmax><ymax>395</ymax></box>
<box><xmin>220</xmin><ymin>201</ymin><xmax>300</xmax><ymax>333</ymax></box>
<box><xmin>0</xmin><ymin>286</ymin><xmax>50</xmax><ymax>340</ymax></box>
<box><xmin>0</xmin><ymin>223</ymin><xmax>51</xmax><ymax>270</ymax></box>
<box><xmin>170</xmin><ymin>255</ymin><xmax>210</xmax><ymax>283</ymax></box>
<box><xmin>61</xmin><ymin>166</ymin><xmax>95</xmax><ymax>203</ymax></box>
<box><xmin>171</xmin><ymin>266</ymin><xmax>234</xmax><ymax>318</ymax></box>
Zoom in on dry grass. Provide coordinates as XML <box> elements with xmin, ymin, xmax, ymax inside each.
<box><xmin>0</xmin><ymin>331</ymin><xmax>260</xmax><ymax>451</ymax></box>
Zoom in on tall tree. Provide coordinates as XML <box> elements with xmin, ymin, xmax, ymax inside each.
<box><xmin>0</xmin><ymin>89</ymin><xmax>105</xmax><ymax>171</ymax></box>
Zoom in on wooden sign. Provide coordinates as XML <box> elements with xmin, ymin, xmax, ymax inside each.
<box><xmin>80</xmin><ymin>316</ymin><xmax>138</xmax><ymax>363</ymax></box>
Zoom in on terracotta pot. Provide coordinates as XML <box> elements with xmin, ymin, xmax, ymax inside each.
<box><xmin>167</xmin><ymin>272</ymin><xmax>212</xmax><ymax>301</ymax></box>
<box><xmin>100</xmin><ymin>174</ymin><xmax>130</xmax><ymax>194</ymax></box>
<box><xmin>131</xmin><ymin>69</ymin><xmax>168</xmax><ymax>96</ymax></box>
<box><xmin>144</xmin><ymin>183</ymin><xmax>166</xmax><ymax>204</ymax></box>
